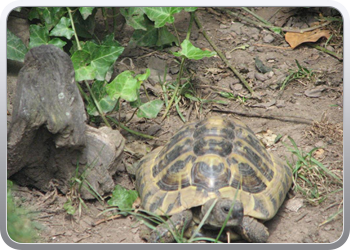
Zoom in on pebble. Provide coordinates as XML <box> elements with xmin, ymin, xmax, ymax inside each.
<box><xmin>233</xmin><ymin>84</ymin><xmax>243</xmax><ymax>91</ymax></box>
<box><xmin>266</xmin><ymin>71</ymin><xmax>274</xmax><ymax>78</ymax></box>
<box><xmin>254</xmin><ymin>72</ymin><xmax>268</xmax><ymax>81</ymax></box>
<box><xmin>263</xmin><ymin>34</ymin><xmax>275</xmax><ymax>43</ymax></box>
<box><xmin>230</xmin><ymin>23</ymin><xmax>244</xmax><ymax>35</ymax></box>
<box><xmin>315</xmin><ymin>140</ymin><xmax>324</xmax><ymax>148</ymax></box>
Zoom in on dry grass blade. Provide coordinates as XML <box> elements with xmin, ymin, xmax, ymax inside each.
<box><xmin>319</xmin><ymin>207</ymin><xmax>343</xmax><ymax>227</ymax></box>
<box><xmin>285</xmin><ymin>137</ymin><xmax>343</xmax><ymax>205</ymax></box>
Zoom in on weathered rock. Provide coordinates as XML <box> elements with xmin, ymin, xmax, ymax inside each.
<box><xmin>7</xmin><ymin>45</ymin><xmax>125</xmax><ymax>199</ymax></box>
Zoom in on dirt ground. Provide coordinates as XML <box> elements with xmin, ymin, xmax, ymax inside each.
<box><xmin>7</xmin><ymin>7</ymin><xmax>343</xmax><ymax>244</ymax></box>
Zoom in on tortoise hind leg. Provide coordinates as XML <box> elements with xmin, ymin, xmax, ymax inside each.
<box><xmin>235</xmin><ymin>216</ymin><xmax>269</xmax><ymax>243</ymax></box>
<box><xmin>149</xmin><ymin>210</ymin><xmax>193</xmax><ymax>243</ymax></box>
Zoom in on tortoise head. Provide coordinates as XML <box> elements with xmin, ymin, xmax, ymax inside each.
<box><xmin>200</xmin><ymin>198</ymin><xmax>243</xmax><ymax>229</ymax></box>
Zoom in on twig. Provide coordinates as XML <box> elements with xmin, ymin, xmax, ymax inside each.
<box><xmin>193</xmin><ymin>12</ymin><xmax>255</xmax><ymax>97</ymax></box>
<box><xmin>92</xmin><ymin>214</ymin><xmax>122</xmax><ymax>227</ymax></box>
<box><xmin>218</xmin><ymin>8</ymin><xmax>332</xmax><ymax>34</ymax></box>
<box><xmin>241</xmin><ymin>7</ymin><xmax>273</xmax><ymax>26</ymax></box>
<box><xmin>308</xmin><ymin>44</ymin><xmax>343</xmax><ymax>61</ymax></box>
<box><xmin>212</xmin><ymin>108</ymin><xmax>313</xmax><ymax>124</ymax></box>
<box><xmin>253</xmin><ymin>43</ymin><xmax>292</xmax><ymax>50</ymax></box>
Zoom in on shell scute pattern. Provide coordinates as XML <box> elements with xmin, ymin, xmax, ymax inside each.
<box><xmin>135</xmin><ymin>117</ymin><xmax>292</xmax><ymax>221</ymax></box>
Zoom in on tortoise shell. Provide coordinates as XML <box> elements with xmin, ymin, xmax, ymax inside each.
<box><xmin>135</xmin><ymin>117</ymin><xmax>292</xmax><ymax>221</ymax></box>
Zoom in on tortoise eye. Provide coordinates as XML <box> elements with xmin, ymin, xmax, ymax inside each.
<box><xmin>222</xmin><ymin>206</ymin><xmax>230</xmax><ymax>213</ymax></box>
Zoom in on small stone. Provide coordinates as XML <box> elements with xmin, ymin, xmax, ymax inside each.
<box><xmin>263</xmin><ymin>34</ymin><xmax>275</xmax><ymax>43</ymax></box>
<box><xmin>285</xmin><ymin>198</ymin><xmax>304</xmax><ymax>212</ymax></box>
<box><xmin>233</xmin><ymin>84</ymin><xmax>243</xmax><ymax>91</ymax></box>
<box><xmin>220</xmin><ymin>24</ymin><xmax>228</xmax><ymax>29</ymax></box>
<box><xmin>267</xmin><ymin>71</ymin><xmax>274</xmax><ymax>78</ymax></box>
<box><xmin>254</xmin><ymin>72</ymin><xmax>268</xmax><ymax>81</ymax></box>
<box><xmin>315</xmin><ymin>140</ymin><xmax>324</xmax><ymax>148</ymax></box>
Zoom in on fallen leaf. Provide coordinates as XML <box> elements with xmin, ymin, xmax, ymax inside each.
<box><xmin>313</xmin><ymin>148</ymin><xmax>325</xmax><ymax>160</ymax></box>
<box><xmin>256</xmin><ymin>129</ymin><xmax>278</xmax><ymax>147</ymax></box>
<box><xmin>285</xmin><ymin>29</ymin><xmax>331</xmax><ymax>49</ymax></box>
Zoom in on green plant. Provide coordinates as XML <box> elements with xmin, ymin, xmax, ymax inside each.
<box><xmin>7</xmin><ymin>180</ymin><xmax>39</xmax><ymax>243</ymax></box>
<box><xmin>280</xmin><ymin>60</ymin><xmax>315</xmax><ymax>91</ymax></box>
<box><xmin>220</xmin><ymin>92</ymin><xmax>248</xmax><ymax>104</ymax></box>
<box><xmin>8</xmin><ymin>7</ymin><xmax>218</xmax><ymax>131</ymax></box>
<box><xmin>107</xmin><ymin>185</ymin><xmax>138</xmax><ymax>216</ymax></box>
<box><xmin>64</xmin><ymin>155</ymin><xmax>104</xmax><ymax>217</ymax></box>
<box><xmin>284</xmin><ymin>137</ymin><xmax>342</xmax><ymax>204</ymax></box>
<box><xmin>134</xmin><ymin>186</ymin><xmax>240</xmax><ymax>243</ymax></box>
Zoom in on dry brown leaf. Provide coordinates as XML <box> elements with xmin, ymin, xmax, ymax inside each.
<box><xmin>256</xmin><ymin>129</ymin><xmax>277</xmax><ymax>147</ymax></box>
<box><xmin>313</xmin><ymin>148</ymin><xmax>325</xmax><ymax>160</ymax></box>
<box><xmin>285</xmin><ymin>29</ymin><xmax>331</xmax><ymax>49</ymax></box>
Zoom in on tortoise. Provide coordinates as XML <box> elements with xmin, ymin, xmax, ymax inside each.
<box><xmin>134</xmin><ymin>116</ymin><xmax>292</xmax><ymax>243</ymax></box>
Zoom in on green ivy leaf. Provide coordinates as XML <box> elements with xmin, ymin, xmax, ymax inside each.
<box><xmin>107</xmin><ymin>185</ymin><xmax>138</xmax><ymax>214</ymax></box>
<box><xmin>28</xmin><ymin>25</ymin><xmax>66</xmax><ymax>50</ymax></box>
<box><xmin>83</xmin><ymin>41</ymin><xmax>124</xmax><ymax>81</ymax></box>
<box><xmin>79</xmin><ymin>7</ymin><xmax>95</xmax><ymax>20</ymax></box>
<box><xmin>87</xmin><ymin>81</ymin><xmax>117</xmax><ymax>116</ymax></box>
<box><xmin>141</xmin><ymin>7</ymin><xmax>183</xmax><ymax>28</ymax></box>
<box><xmin>49</xmin><ymin>17</ymin><xmax>75</xmax><ymax>40</ymax></box>
<box><xmin>106</xmin><ymin>71</ymin><xmax>140</xmax><ymax>102</ymax></box>
<box><xmin>156</xmin><ymin>26</ymin><xmax>178</xmax><ymax>47</ymax></box>
<box><xmin>136</xmin><ymin>68</ymin><xmax>151</xmax><ymax>82</ymax></box>
<box><xmin>73</xmin><ymin>8</ymin><xmax>96</xmax><ymax>39</ymax></box>
<box><xmin>75</xmin><ymin>66</ymin><xmax>96</xmax><ymax>82</ymax></box>
<box><xmin>183</xmin><ymin>7</ymin><xmax>198</xmax><ymax>12</ymax></box>
<box><xmin>129</xmin><ymin>18</ymin><xmax>158</xmax><ymax>47</ymax></box>
<box><xmin>137</xmin><ymin>99</ymin><xmax>164</xmax><ymax>118</ymax></box>
<box><xmin>172</xmin><ymin>39</ymin><xmax>217</xmax><ymax>60</ymax></box>
<box><xmin>48</xmin><ymin>38</ymin><xmax>66</xmax><ymax>49</ymax></box>
<box><xmin>28</xmin><ymin>7</ymin><xmax>67</xmax><ymax>30</ymax></box>
<box><xmin>28</xmin><ymin>25</ymin><xmax>49</xmax><ymax>49</ymax></box>
<box><xmin>7</xmin><ymin>29</ymin><xmax>28</xmax><ymax>62</ymax></box>
<box><xmin>120</xmin><ymin>7</ymin><xmax>147</xmax><ymax>30</ymax></box>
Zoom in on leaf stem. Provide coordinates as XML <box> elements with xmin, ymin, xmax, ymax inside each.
<box><xmin>161</xmin><ymin>12</ymin><xmax>195</xmax><ymax>121</ymax></box>
<box><xmin>66</xmin><ymin>7</ymin><xmax>81</xmax><ymax>50</ymax></box>
<box><xmin>107</xmin><ymin>116</ymin><xmax>156</xmax><ymax>139</ymax></box>
<box><xmin>241</xmin><ymin>7</ymin><xmax>272</xmax><ymax>26</ymax></box>
<box><xmin>84</xmin><ymin>81</ymin><xmax>111</xmax><ymax>127</ymax></box>
<box><xmin>67</xmin><ymin>7</ymin><xmax>111</xmax><ymax>127</ymax></box>
<box><xmin>161</xmin><ymin>57</ymin><xmax>185</xmax><ymax>121</ymax></box>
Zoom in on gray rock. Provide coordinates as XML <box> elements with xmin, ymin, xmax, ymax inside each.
<box><xmin>7</xmin><ymin>45</ymin><xmax>125</xmax><ymax>199</ymax></box>
<box><xmin>263</xmin><ymin>34</ymin><xmax>275</xmax><ymax>43</ymax></box>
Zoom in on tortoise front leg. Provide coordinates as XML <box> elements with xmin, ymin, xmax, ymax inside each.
<box><xmin>150</xmin><ymin>210</ymin><xmax>193</xmax><ymax>243</ymax></box>
<box><xmin>235</xmin><ymin>216</ymin><xmax>269</xmax><ymax>243</ymax></box>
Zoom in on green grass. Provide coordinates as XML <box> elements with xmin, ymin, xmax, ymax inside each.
<box><xmin>280</xmin><ymin>60</ymin><xmax>315</xmax><ymax>91</ymax></box>
<box><xmin>7</xmin><ymin>180</ymin><xmax>39</xmax><ymax>243</ymax></box>
<box><xmin>284</xmin><ymin>137</ymin><xmax>342</xmax><ymax>204</ymax></box>
<box><xmin>64</xmin><ymin>153</ymin><xmax>105</xmax><ymax>217</ymax></box>
<box><xmin>132</xmin><ymin>187</ymin><xmax>240</xmax><ymax>243</ymax></box>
